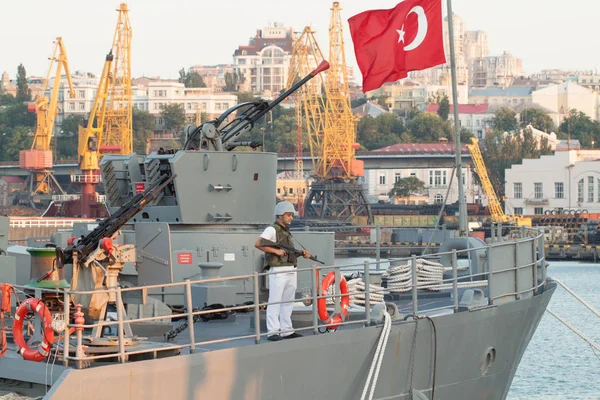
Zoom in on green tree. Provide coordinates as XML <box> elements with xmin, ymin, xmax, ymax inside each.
<box><xmin>437</xmin><ymin>95</ymin><xmax>450</xmax><ymax>120</ymax></box>
<box><xmin>558</xmin><ymin>109</ymin><xmax>600</xmax><ymax>147</ymax></box>
<box><xmin>357</xmin><ymin>113</ymin><xmax>405</xmax><ymax>150</ymax></box>
<box><xmin>55</xmin><ymin>114</ymin><xmax>85</xmax><ymax>160</ymax></box>
<box><xmin>405</xmin><ymin>113</ymin><xmax>450</xmax><ymax>142</ymax></box>
<box><xmin>161</xmin><ymin>104</ymin><xmax>186</xmax><ymax>135</ymax></box>
<box><xmin>351</xmin><ymin>97</ymin><xmax>367</xmax><ymax>108</ymax></box>
<box><xmin>520</xmin><ymin>108</ymin><xmax>555</xmax><ymax>133</ymax></box>
<box><xmin>389</xmin><ymin>177</ymin><xmax>426</xmax><ymax>202</ymax></box>
<box><xmin>16</xmin><ymin>64</ymin><xmax>31</xmax><ymax>101</ymax></box>
<box><xmin>236</xmin><ymin>92</ymin><xmax>259</xmax><ymax>104</ymax></box>
<box><xmin>492</xmin><ymin>107</ymin><xmax>519</xmax><ymax>133</ymax></box>
<box><xmin>224</xmin><ymin>72</ymin><xmax>240</xmax><ymax>92</ymax></box>
<box><xmin>132</xmin><ymin>108</ymin><xmax>155</xmax><ymax>155</ymax></box>
<box><xmin>481</xmin><ymin>128</ymin><xmax>553</xmax><ymax>198</ymax></box>
<box><xmin>178</xmin><ymin>67</ymin><xmax>206</xmax><ymax>88</ymax></box>
<box><xmin>459</xmin><ymin>127</ymin><xmax>474</xmax><ymax>144</ymax></box>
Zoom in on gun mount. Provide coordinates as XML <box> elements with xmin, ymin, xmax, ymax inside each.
<box><xmin>56</xmin><ymin>174</ymin><xmax>176</xmax><ymax>269</ymax></box>
<box><xmin>183</xmin><ymin>60</ymin><xmax>330</xmax><ymax>152</ymax></box>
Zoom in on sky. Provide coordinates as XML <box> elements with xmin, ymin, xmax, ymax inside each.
<box><xmin>1</xmin><ymin>0</ymin><xmax>598</xmax><ymax>83</ymax></box>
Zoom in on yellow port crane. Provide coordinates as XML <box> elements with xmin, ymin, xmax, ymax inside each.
<box><xmin>74</xmin><ymin>2</ymin><xmax>133</xmax><ymax>217</ymax></box>
<box><xmin>466</xmin><ymin>138</ymin><xmax>531</xmax><ymax>227</ymax></box>
<box><xmin>286</xmin><ymin>26</ymin><xmax>328</xmax><ymax>216</ymax></box>
<box><xmin>302</xmin><ymin>2</ymin><xmax>371</xmax><ymax>223</ymax></box>
<box><xmin>19</xmin><ymin>37</ymin><xmax>75</xmax><ymax>205</ymax></box>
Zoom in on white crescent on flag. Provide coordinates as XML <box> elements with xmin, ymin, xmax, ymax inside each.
<box><xmin>400</xmin><ymin>6</ymin><xmax>429</xmax><ymax>51</ymax></box>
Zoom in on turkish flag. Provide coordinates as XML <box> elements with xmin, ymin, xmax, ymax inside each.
<box><xmin>349</xmin><ymin>0</ymin><xmax>446</xmax><ymax>92</ymax></box>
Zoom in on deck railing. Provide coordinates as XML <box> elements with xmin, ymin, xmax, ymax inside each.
<box><xmin>9</xmin><ymin>224</ymin><xmax>547</xmax><ymax>368</ymax></box>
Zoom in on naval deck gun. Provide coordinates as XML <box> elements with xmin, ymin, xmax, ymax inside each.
<box><xmin>93</xmin><ymin>61</ymin><xmax>335</xmax><ymax>307</ymax></box>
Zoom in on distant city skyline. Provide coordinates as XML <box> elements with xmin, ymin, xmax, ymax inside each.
<box><xmin>2</xmin><ymin>0</ymin><xmax>598</xmax><ymax>84</ymax></box>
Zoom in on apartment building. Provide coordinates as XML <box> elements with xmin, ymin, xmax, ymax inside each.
<box><xmin>505</xmin><ymin>149</ymin><xmax>600</xmax><ymax>215</ymax></box>
<box><xmin>470</xmin><ymin>51</ymin><xmax>524</xmax><ymax>88</ymax></box>
<box><xmin>233</xmin><ymin>23</ymin><xmax>295</xmax><ymax>95</ymax></box>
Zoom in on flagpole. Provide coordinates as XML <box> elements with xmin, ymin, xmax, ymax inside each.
<box><xmin>446</xmin><ymin>0</ymin><xmax>468</xmax><ymax>236</ymax></box>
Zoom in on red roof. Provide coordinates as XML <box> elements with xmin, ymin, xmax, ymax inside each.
<box><xmin>426</xmin><ymin>104</ymin><xmax>490</xmax><ymax>114</ymax></box>
<box><xmin>373</xmin><ymin>143</ymin><xmax>468</xmax><ymax>154</ymax></box>
<box><xmin>1</xmin><ymin>176</ymin><xmax>24</xmax><ymax>183</ymax></box>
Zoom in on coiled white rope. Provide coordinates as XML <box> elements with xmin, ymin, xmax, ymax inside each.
<box><xmin>382</xmin><ymin>259</ymin><xmax>486</xmax><ymax>292</ymax></box>
<box><xmin>360</xmin><ymin>310</ymin><xmax>392</xmax><ymax>400</ymax></box>
<box><xmin>324</xmin><ymin>278</ymin><xmax>385</xmax><ymax>306</ymax></box>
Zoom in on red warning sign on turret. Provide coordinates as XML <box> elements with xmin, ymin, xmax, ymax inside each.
<box><xmin>134</xmin><ymin>182</ymin><xmax>145</xmax><ymax>194</ymax></box>
<box><xmin>177</xmin><ymin>252</ymin><xmax>193</xmax><ymax>264</ymax></box>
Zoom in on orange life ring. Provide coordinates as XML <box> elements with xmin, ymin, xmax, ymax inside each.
<box><xmin>12</xmin><ymin>298</ymin><xmax>54</xmax><ymax>362</ymax></box>
<box><xmin>317</xmin><ymin>272</ymin><xmax>350</xmax><ymax>330</ymax></box>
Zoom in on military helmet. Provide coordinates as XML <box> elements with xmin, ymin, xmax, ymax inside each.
<box><xmin>274</xmin><ymin>201</ymin><xmax>297</xmax><ymax>217</ymax></box>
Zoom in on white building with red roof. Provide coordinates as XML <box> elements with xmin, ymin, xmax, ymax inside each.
<box><xmin>364</xmin><ymin>143</ymin><xmax>485</xmax><ymax>206</ymax></box>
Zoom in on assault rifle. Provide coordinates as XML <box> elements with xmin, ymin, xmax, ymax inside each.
<box><xmin>56</xmin><ymin>173</ymin><xmax>177</xmax><ymax>268</ymax></box>
<box><xmin>260</xmin><ymin>239</ymin><xmax>324</xmax><ymax>265</ymax></box>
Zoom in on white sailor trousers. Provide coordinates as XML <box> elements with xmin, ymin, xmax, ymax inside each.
<box><xmin>266</xmin><ymin>266</ymin><xmax>297</xmax><ymax>337</ymax></box>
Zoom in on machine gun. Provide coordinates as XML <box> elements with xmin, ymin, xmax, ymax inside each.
<box><xmin>260</xmin><ymin>239</ymin><xmax>324</xmax><ymax>265</ymax></box>
<box><xmin>183</xmin><ymin>60</ymin><xmax>330</xmax><ymax>152</ymax></box>
<box><xmin>55</xmin><ymin>174</ymin><xmax>177</xmax><ymax>268</ymax></box>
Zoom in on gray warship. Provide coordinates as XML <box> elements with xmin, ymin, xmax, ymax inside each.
<box><xmin>0</xmin><ymin>61</ymin><xmax>555</xmax><ymax>400</ymax></box>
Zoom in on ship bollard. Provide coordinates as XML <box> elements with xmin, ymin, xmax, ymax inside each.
<box><xmin>185</xmin><ymin>280</ymin><xmax>196</xmax><ymax>353</ymax></box>
<box><xmin>363</xmin><ymin>261</ymin><xmax>371</xmax><ymax>326</ymax></box>
<box><xmin>253</xmin><ymin>272</ymin><xmax>261</xmax><ymax>344</ymax></box>
<box><xmin>452</xmin><ymin>250</ymin><xmax>459</xmax><ymax>313</ymax></box>
<box><xmin>411</xmin><ymin>255</ymin><xmax>418</xmax><ymax>316</ymax></box>
<box><xmin>63</xmin><ymin>289</ymin><xmax>70</xmax><ymax>367</ymax></box>
<box><xmin>74</xmin><ymin>304</ymin><xmax>85</xmax><ymax>369</ymax></box>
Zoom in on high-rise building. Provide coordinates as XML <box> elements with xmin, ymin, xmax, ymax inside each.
<box><xmin>410</xmin><ymin>14</ymin><xmax>474</xmax><ymax>86</ymax></box>
<box><xmin>470</xmin><ymin>51</ymin><xmax>524</xmax><ymax>87</ymax></box>
<box><xmin>233</xmin><ymin>23</ymin><xmax>295</xmax><ymax>95</ymax></box>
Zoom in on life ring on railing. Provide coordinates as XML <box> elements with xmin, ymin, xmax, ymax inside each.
<box><xmin>12</xmin><ymin>298</ymin><xmax>54</xmax><ymax>362</ymax></box>
<box><xmin>317</xmin><ymin>272</ymin><xmax>350</xmax><ymax>330</ymax></box>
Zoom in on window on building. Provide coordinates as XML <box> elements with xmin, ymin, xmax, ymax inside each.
<box><xmin>394</xmin><ymin>173</ymin><xmax>402</xmax><ymax>183</ymax></box>
<box><xmin>534</xmin><ymin>207</ymin><xmax>544</xmax><ymax>215</ymax></box>
<box><xmin>429</xmin><ymin>170</ymin><xmax>447</xmax><ymax>187</ymax></box>
<box><xmin>289</xmin><ymin>188</ymin><xmax>293</xmax><ymax>194</ymax></box>
<box><xmin>77</xmin><ymin>90</ymin><xmax>84</xmax><ymax>98</ymax></box>
<box><xmin>597</xmin><ymin>179</ymin><xmax>600</xmax><ymax>202</ymax></box>
<box><xmin>514</xmin><ymin>182</ymin><xmax>522</xmax><ymax>199</ymax></box>
<box><xmin>379</xmin><ymin>174</ymin><xmax>386</xmax><ymax>185</ymax></box>
<box><xmin>578</xmin><ymin>179</ymin><xmax>584</xmax><ymax>202</ymax></box>
<box><xmin>68</xmin><ymin>103</ymin><xmax>75</xmax><ymax>111</ymax></box>
<box><xmin>589</xmin><ymin>176</ymin><xmax>595</xmax><ymax>203</ymax></box>
<box><xmin>410</xmin><ymin>173</ymin><xmax>416</xmax><ymax>177</ymax></box>
<box><xmin>534</xmin><ymin>182</ymin><xmax>543</xmax><ymax>199</ymax></box>
<box><xmin>514</xmin><ymin>207</ymin><xmax>523</xmax><ymax>215</ymax></box>
<box><xmin>555</xmin><ymin>182</ymin><xmax>564</xmax><ymax>199</ymax></box>
<box><xmin>476</xmin><ymin>120</ymin><xmax>480</xmax><ymax>126</ymax></box>
<box><xmin>277</xmin><ymin>188</ymin><xmax>281</xmax><ymax>194</ymax></box>
<box><xmin>78</xmin><ymin>103</ymin><xmax>85</xmax><ymax>111</ymax></box>
<box><xmin>434</xmin><ymin>194</ymin><xmax>444</xmax><ymax>204</ymax></box>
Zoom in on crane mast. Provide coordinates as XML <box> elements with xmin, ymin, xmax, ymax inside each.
<box><xmin>286</xmin><ymin>27</ymin><xmax>328</xmax><ymax>217</ymax></box>
<box><xmin>302</xmin><ymin>2</ymin><xmax>372</xmax><ymax>223</ymax></box>
<box><xmin>74</xmin><ymin>3</ymin><xmax>133</xmax><ymax>217</ymax></box>
<box><xmin>19</xmin><ymin>37</ymin><xmax>75</xmax><ymax>207</ymax></box>
<box><xmin>103</xmin><ymin>2</ymin><xmax>133</xmax><ymax>155</ymax></box>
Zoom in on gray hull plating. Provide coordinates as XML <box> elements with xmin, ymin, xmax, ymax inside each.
<box><xmin>45</xmin><ymin>282</ymin><xmax>555</xmax><ymax>400</ymax></box>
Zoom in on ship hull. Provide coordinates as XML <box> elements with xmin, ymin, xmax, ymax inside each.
<box><xmin>43</xmin><ymin>282</ymin><xmax>555</xmax><ymax>400</ymax></box>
